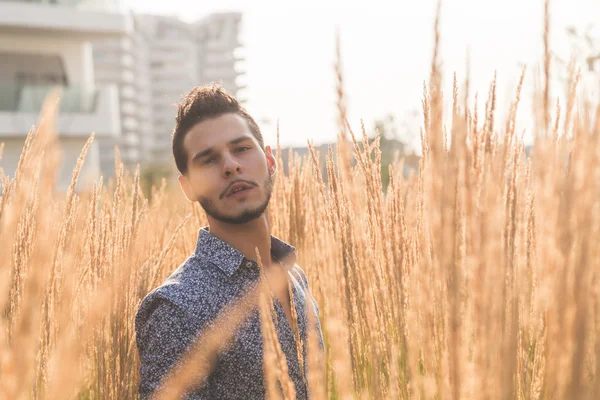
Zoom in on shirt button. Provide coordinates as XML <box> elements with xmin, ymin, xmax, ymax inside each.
<box><xmin>245</xmin><ymin>261</ymin><xmax>253</xmax><ymax>268</ymax></box>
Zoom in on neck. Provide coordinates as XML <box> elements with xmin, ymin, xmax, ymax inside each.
<box><xmin>207</xmin><ymin>214</ymin><xmax>273</xmax><ymax>267</ymax></box>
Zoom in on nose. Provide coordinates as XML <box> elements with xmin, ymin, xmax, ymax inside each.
<box><xmin>222</xmin><ymin>152</ymin><xmax>242</xmax><ymax>177</ymax></box>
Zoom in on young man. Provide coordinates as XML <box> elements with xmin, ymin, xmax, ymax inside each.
<box><xmin>135</xmin><ymin>84</ymin><xmax>324</xmax><ymax>399</ymax></box>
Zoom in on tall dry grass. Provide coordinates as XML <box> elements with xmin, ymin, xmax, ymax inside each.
<box><xmin>2</xmin><ymin>1</ymin><xmax>600</xmax><ymax>399</ymax></box>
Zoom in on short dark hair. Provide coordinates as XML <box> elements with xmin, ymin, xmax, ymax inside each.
<box><xmin>172</xmin><ymin>83</ymin><xmax>264</xmax><ymax>175</ymax></box>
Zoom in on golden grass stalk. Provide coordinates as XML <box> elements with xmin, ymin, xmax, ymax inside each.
<box><xmin>2</xmin><ymin>2</ymin><xmax>600</xmax><ymax>399</ymax></box>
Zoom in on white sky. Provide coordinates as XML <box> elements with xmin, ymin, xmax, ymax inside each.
<box><xmin>127</xmin><ymin>0</ymin><xmax>600</xmax><ymax>150</ymax></box>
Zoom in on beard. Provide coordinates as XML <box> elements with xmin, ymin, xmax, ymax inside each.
<box><xmin>198</xmin><ymin>174</ymin><xmax>273</xmax><ymax>225</ymax></box>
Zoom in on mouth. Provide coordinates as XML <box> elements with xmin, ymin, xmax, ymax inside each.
<box><xmin>226</xmin><ymin>182</ymin><xmax>255</xmax><ymax>198</ymax></box>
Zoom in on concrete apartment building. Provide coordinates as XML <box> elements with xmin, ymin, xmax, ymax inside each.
<box><xmin>0</xmin><ymin>0</ymin><xmax>130</xmax><ymax>191</ymax></box>
<box><xmin>92</xmin><ymin>12</ymin><xmax>244</xmax><ymax>173</ymax></box>
<box><xmin>194</xmin><ymin>13</ymin><xmax>245</xmax><ymax>97</ymax></box>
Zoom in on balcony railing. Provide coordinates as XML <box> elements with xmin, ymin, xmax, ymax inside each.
<box><xmin>0</xmin><ymin>83</ymin><xmax>98</xmax><ymax>113</ymax></box>
<box><xmin>0</xmin><ymin>0</ymin><xmax>122</xmax><ymax>12</ymax></box>
<box><xmin>0</xmin><ymin>0</ymin><xmax>83</xmax><ymax>5</ymax></box>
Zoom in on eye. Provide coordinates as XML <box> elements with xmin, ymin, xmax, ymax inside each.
<box><xmin>203</xmin><ymin>157</ymin><xmax>215</xmax><ymax>165</ymax></box>
<box><xmin>235</xmin><ymin>146</ymin><xmax>250</xmax><ymax>153</ymax></box>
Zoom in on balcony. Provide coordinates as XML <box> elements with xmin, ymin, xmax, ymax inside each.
<box><xmin>121</xmin><ymin>132</ymin><xmax>139</xmax><ymax>145</ymax></box>
<box><xmin>152</xmin><ymin>38</ymin><xmax>194</xmax><ymax>51</ymax></box>
<box><xmin>149</xmin><ymin>50</ymin><xmax>191</xmax><ymax>65</ymax></box>
<box><xmin>0</xmin><ymin>0</ymin><xmax>130</xmax><ymax>39</ymax></box>
<box><xmin>202</xmin><ymin>37</ymin><xmax>242</xmax><ymax>52</ymax></box>
<box><xmin>200</xmin><ymin>67</ymin><xmax>243</xmax><ymax>86</ymax></box>
<box><xmin>152</xmin><ymin>80</ymin><xmax>193</xmax><ymax>96</ymax></box>
<box><xmin>202</xmin><ymin>52</ymin><xmax>244</xmax><ymax>65</ymax></box>
<box><xmin>121</xmin><ymin>116</ymin><xmax>138</xmax><ymax>131</ymax></box>
<box><xmin>0</xmin><ymin>0</ymin><xmax>123</xmax><ymax>12</ymax></box>
<box><xmin>94</xmin><ymin>67</ymin><xmax>136</xmax><ymax>85</ymax></box>
<box><xmin>94</xmin><ymin>53</ymin><xmax>136</xmax><ymax>70</ymax></box>
<box><xmin>92</xmin><ymin>36</ymin><xmax>132</xmax><ymax>52</ymax></box>
<box><xmin>0</xmin><ymin>83</ymin><xmax>121</xmax><ymax>138</ymax></box>
<box><xmin>119</xmin><ymin>100</ymin><xmax>137</xmax><ymax>116</ymax></box>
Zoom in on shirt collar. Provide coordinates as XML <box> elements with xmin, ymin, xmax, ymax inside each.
<box><xmin>194</xmin><ymin>226</ymin><xmax>297</xmax><ymax>277</ymax></box>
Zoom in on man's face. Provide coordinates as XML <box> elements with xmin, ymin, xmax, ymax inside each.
<box><xmin>178</xmin><ymin>113</ymin><xmax>276</xmax><ymax>225</ymax></box>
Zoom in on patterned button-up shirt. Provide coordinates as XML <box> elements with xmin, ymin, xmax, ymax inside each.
<box><xmin>135</xmin><ymin>226</ymin><xmax>325</xmax><ymax>399</ymax></box>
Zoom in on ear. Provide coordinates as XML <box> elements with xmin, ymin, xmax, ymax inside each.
<box><xmin>265</xmin><ymin>145</ymin><xmax>277</xmax><ymax>177</ymax></box>
<box><xmin>178</xmin><ymin>174</ymin><xmax>197</xmax><ymax>202</ymax></box>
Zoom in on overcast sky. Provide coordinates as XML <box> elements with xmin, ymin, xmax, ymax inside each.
<box><xmin>127</xmin><ymin>0</ymin><xmax>600</xmax><ymax>151</ymax></box>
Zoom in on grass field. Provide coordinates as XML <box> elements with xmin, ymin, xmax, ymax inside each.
<box><xmin>2</xmin><ymin>1</ymin><xmax>600</xmax><ymax>399</ymax></box>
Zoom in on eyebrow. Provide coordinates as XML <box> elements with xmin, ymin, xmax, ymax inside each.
<box><xmin>191</xmin><ymin>136</ymin><xmax>252</xmax><ymax>163</ymax></box>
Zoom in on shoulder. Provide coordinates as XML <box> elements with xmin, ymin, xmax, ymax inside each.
<box><xmin>135</xmin><ymin>290</ymin><xmax>187</xmax><ymax>340</ymax></box>
<box><xmin>135</xmin><ymin>254</ymin><xmax>215</xmax><ymax>329</ymax></box>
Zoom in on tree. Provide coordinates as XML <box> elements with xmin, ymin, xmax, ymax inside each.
<box><xmin>565</xmin><ymin>25</ymin><xmax>600</xmax><ymax>72</ymax></box>
<box><xmin>140</xmin><ymin>162</ymin><xmax>172</xmax><ymax>200</ymax></box>
<box><xmin>554</xmin><ymin>24</ymin><xmax>600</xmax><ymax>95</ymax></box>
<box><xmin>369</xmin><ymin>111</ymin><xmax>419</xmax><ymax>190</ymax></box>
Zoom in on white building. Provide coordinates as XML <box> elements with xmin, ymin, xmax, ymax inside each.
<box><xmin>194</xmin><ymin>12</ymin><xmax>245</xmax><ymax>97</ymax></box>
<box><xmin>0</xmin><ymin>0</ymin><xmax>130</xmax><ymax>191</ymax></box>
<box><xmin>92</xmin><ymin>33</ymin><xmax>147</xmax><ymax>174</ymax></box>
<box><xmin>137</xmin><ymin>14</ymin><xmax>198</xmax><ymax>166</ymax></box>
<box><xmin>92</xmin><ymin>12</ymin><xmax>244</xmax><ymax>170</ymax></box>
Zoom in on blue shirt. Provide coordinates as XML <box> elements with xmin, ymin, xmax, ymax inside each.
<box><xmin>135</xmin><ymin>226</ymin><xmax>325</xmax><ymax>399</ymax></box>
